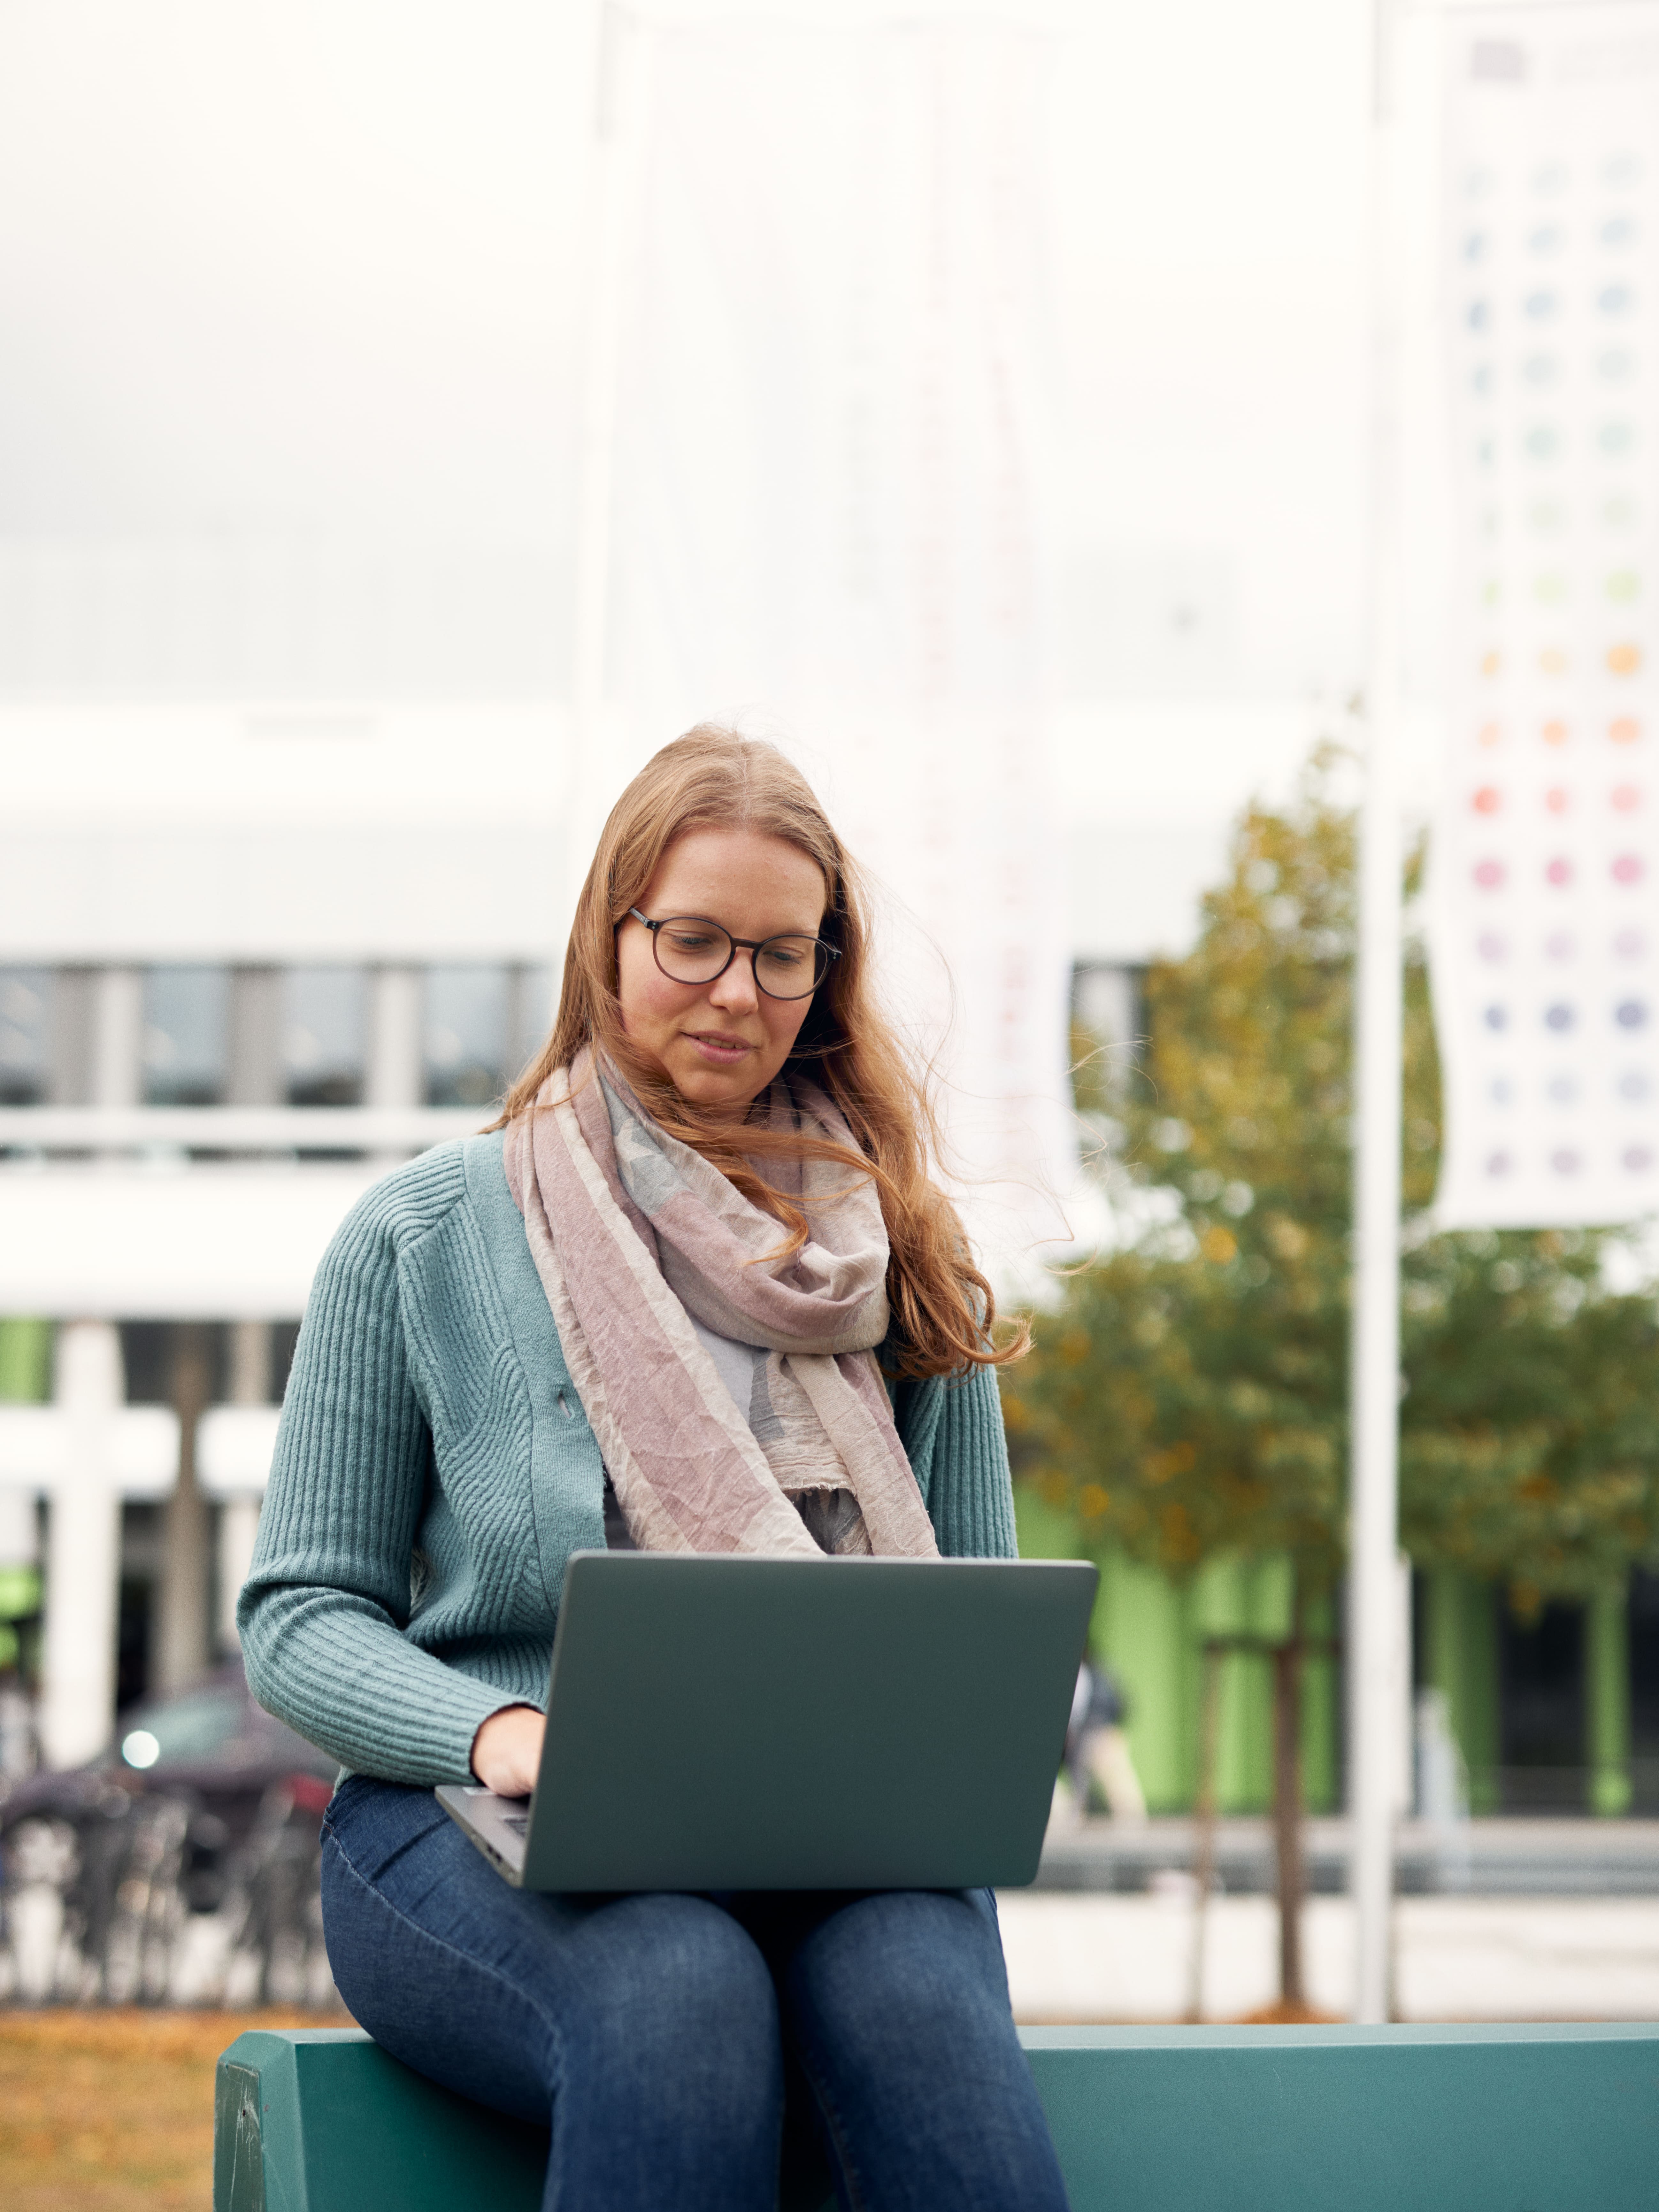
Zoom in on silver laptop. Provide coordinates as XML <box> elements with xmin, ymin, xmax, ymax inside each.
<box><xmin>437</xmin><ymin>1550</ymin><xmax>1097</xmax><ymax>1892</ymax></box>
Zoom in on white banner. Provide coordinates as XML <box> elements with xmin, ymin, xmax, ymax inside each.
<box><xmin>599</xmin><ymin>19</ymin><xmax>1074</xmax><ymax>1276</ymax></box>
<box><xmin>1433</xmin><ymin>4</ymin><xmax>1659</xmax><ymax>1227</ymax></box>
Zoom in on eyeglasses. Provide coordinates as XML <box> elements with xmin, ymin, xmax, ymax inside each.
<box><xmin>628</xmin><ymin>909</ymin><xmax>841</xmax><ymax>1000</ymax></box>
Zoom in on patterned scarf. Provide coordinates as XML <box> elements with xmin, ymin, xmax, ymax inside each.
<box><xmin>501</xmin><ymin>1047</ymin><xmax>940</xmax><ymax>1559</ymax></box>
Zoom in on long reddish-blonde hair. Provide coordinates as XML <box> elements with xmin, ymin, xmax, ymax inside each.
<box><xmin>497</xmin><ymin>725</ymin><xmax>1025</xmax><ymax>1378</ymax></box>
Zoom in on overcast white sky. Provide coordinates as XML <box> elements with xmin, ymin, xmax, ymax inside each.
<box><xmin>0</xmin><ymin>1</ymin><xmax>583</xmax><ymax>539</ymax></box>
<box><xmin>0</xmin><ymin>0</ymin><xmax>1449</xmax><ymax>709</ymax></box>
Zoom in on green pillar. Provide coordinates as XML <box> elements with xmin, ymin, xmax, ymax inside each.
<box><xmin>1238</xmin><ymin>1555</ymin><xmax>1291</xmax><ymax>1814</ymax></box>
<box><xmin>0</xmin><ymin>1321</ymin><xmax>50</xmax><ymax>1672</ymax></box>
<box><xmin>1586</xmin><ymin>1583</ymin><xmax>1632</xmax><ymax>1817</ymax></box>
<box><xmin>1191</xmin><ymin>1553</ymin><xmax>1287</xmax><ymax>1814</ymax></box>
<box><xmin>1096</xmin><ymin>1546</ymin><xmax>1197</xmax><ymax>1812</ymax></box>
<box><xmin>1424</xmin><ymin>1567</ymin><xmax>1501</xmax><ymax>1813</ymax></box>
<box><xmin>0</xmin><ymin>1318</ymin><xmax>52</xmax><ymax>1403</ymax></box>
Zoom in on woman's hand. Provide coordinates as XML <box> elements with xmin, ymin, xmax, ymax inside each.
<box><xmin>471</xmin><ymin>1704</ymin><xmax>546</xmax><ymax>1797</ymax></box>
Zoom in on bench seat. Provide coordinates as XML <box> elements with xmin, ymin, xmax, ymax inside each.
<box><xmin>216</xmin><ymin>2020</ymin><xmax>1659</xmax><ymax>2210</ymax></box>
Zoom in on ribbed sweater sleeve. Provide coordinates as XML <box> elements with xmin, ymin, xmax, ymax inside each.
<box><xmin>237</xmin><ymin>1178</ymin><xmax>519</xmax><ymax>1784</ymax></box>
<box><xmin>923</xmin><ymin>1362</ymin><xmax>1019</xmax><ymax>1560</ymax></box>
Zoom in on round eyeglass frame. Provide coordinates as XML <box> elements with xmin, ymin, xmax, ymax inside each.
<box><xmin>627</xmin><ymin>908</ymin><xmax>841</xmax><ymax>1000</ymax></box>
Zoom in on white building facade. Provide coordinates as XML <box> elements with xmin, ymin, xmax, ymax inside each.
<box><xmin>0</xmin><ymin>691</ymin><xmax>1348</xmax><ymax>1770</ymax></box>
<box><xmin>0</xmin><ymin>701</ymin><xmax>569</xmax><ymax>1764</ymax></box>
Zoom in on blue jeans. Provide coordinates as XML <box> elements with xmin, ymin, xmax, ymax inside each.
<box><xmin>320</xmin><ymin>1777</ymin><xmax>1070</xmax><ymax>2212</ymax></box>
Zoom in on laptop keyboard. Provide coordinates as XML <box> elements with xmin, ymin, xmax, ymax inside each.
<box><xmin>499</xmin><ymin>1811</ymin><xmax>529</xmax><ymax>1836</ymax></box>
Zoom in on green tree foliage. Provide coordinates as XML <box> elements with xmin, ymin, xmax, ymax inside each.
<box><xmin>1006</xmin><ymin>753</ymin><xmax>1659</xmax><ymax>1610</ymax></box>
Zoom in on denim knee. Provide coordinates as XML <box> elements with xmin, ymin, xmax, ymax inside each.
<box><xmin>565</xmin><ymin>1893</ymin><xmax>780</xmax><ymax>2086</ymax></box>
<box><xmin>798</xmin><ymin>1890</ymin><xmax>1009</xmax><ymax>2037</ymax></box>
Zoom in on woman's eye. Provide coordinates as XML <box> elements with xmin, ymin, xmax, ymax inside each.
<box><xmin>668</xmin><ymin>930</ymin><xmax>717</xmax><ymax>952</ymax></box>
<box><xmin>764</xmin><ymin>946</ymin><xmax>806</xmax><ymax>969</ymax></box>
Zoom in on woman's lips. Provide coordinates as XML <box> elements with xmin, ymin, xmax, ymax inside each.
<box><xmin>684</xmin><ymin>1031</ymin><xmax>752</xmax><ymax>1066</ymax></box>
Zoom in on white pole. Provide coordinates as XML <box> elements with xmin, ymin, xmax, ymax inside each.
<box><xmin>40</xmin><ymin>1321</ymin><xmax>124</xmax><ymax>1768</ymax></box>
<box><xmin>1350</xmin><ymin>0</ymin><xmax>1406</xmax><ymax>2026</ymax></box>
<box><xmin>91</xmin><ymin>968</ymin><xmax>143</xmax><ymax>1111</ymax></box>
<box><xmin>366</xmin><ymin>964</ymin><xmax>424</xmax><ymax>1168</ymax></box>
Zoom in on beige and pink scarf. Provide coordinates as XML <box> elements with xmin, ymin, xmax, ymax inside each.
<box><xmin>502</xmin><ymin>1047</ymin><xmax>939</xmax><ymax>1559</ymax></box>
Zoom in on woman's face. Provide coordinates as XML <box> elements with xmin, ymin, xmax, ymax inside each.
<box><xmin>616</xmin><ymin>826</ymin><xmax>828</xmax><ymax>1117</ymax></box>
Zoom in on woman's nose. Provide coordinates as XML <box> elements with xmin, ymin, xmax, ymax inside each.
<box><xmin>709</xmin><ymin>950</ymin><xmax>760</xmax><ymax>1012</ymax></box>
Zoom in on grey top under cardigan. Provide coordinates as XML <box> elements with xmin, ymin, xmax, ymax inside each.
<box><xmin>237</xmin><ymin>1131</ymin><xmax>1020</xmax><ymax>1786</ymax></box>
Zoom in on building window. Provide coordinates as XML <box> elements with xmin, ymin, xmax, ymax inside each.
<box><xmin>284</xmin><ymin>967</ymin><xmax>366</xmax><ymax>1106</ymax></box>
<box><xmin>142</xmin><ymin>967</ymin><xmax>229</xmax><ymax>1106</ymax></box>
<box><xmin>0</xmin><ymin>967</ymin><xmax>51</xmax><ymax>1105</ymax></box>
<box><xmin>424</xmin><ymin>965</ymin><xmax>514</xmax><ymax>1107</ymax></box>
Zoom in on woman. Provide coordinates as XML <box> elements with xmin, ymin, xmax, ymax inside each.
<box><xmin>239</xmin><ymin>726</ymin><xmax>1070</xmax><ymax>2212</ymax></box>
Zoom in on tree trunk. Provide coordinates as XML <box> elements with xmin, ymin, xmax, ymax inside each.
<box><xmin>1272</xmin><ymin>1578</ymin><xmax>1307</xmax><ymax>2011</ymax></box>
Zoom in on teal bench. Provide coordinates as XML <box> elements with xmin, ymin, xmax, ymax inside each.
<box><xmin>216</xmin><ymin>2021</ymin><xmax>1659</xmax><ymax>2210</ymax></box>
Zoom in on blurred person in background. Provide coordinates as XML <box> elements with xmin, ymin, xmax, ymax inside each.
<box><xmin>1061</xmin><ymin>1661</ymin><xmax>1146</xmax><ymax>1824</ymax></box>
<box><xmin>238</xmin><ymin>728</ymin><xmax>1071</xmax><ymax>2212</ymax></box>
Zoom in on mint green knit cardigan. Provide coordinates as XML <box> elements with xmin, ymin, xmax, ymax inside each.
<box><xmin>238</xmin><ymin>1131</ymin><xmax>1019</xmax><ymax>1785</ymax></box>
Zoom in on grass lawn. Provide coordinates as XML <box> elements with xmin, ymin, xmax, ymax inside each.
<box><xmin>0</xmin><ymin>2008</ymin><xmax>326</xmax><ymax>2212</ymax></box>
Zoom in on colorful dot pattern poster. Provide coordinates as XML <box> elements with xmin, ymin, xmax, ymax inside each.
<box><xmin>1434</xmin><ymin>6</ymin><xmax>1659</xmax><ymax>1227</ymax></box>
